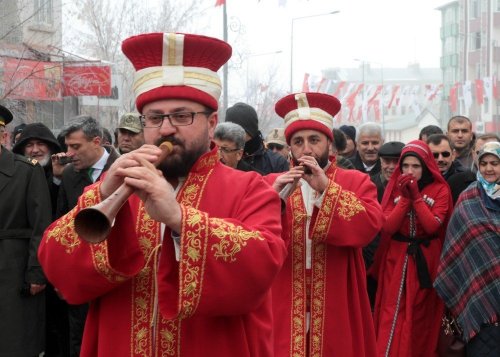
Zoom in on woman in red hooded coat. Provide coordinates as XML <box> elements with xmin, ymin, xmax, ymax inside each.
<box><xmin>372</xmin><ymin>140</ymin><xmax>453</xmax><ymax>357</ymax></box>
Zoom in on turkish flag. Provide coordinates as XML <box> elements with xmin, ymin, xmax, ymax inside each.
<box><xmin>449</xmin><ymin>83</ymin><xmax>459</xmax><ymax>113</ymax></box>
<box><xmin>475</xmin><ymin>79</ymin><xmax>484</xmax><ymax>105</ymax></box>
<box><xmin>493</xmin><ymin>75</ymin><xmax>500</xmax><ymax>99</ymax></box>
<box><xmin>302</xmin><ymin>73</ymin><xmax>310</xmax><ymax>92</ymax></box>
<box><xmin>215</xmin><ymin>0</ymin><xmax>225</xmax><ymax>6</ymax></box>
<box><xmin>333</xmin><ymin>81</ymin><xmax>346</xmax><ymax>97</ymax></box>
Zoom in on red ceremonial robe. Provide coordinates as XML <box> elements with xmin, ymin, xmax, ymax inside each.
<box><xmin>38</xmin><ymin>148</ymin><xmax>287</xmax><ymax>357</ymax></box>
<box><xmin>268</xmin><ymin>159</ymin><xmax>383</xmax><ymax>357</ymax></box>
<box><xmin>372</xmin><ymin>140</ymin><xmax>452</xmax><ymax>357</ymax></box>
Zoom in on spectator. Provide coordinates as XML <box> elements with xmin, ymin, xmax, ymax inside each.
<box><xmin>56</xmin><ymin>115</ymin><xmax>120</xmax><ymax>357</ymax></box>
<box><xmin>339</xmin><ymin>124</ymin><xmax>357</xmax><ymax>159</ymax></box>
<box><xmin>101</xmin><ymin>128</ymin><xmax>113</xmax><ymax>146</ymax></box>
<box><xmin>351</xmin><ymin>122</ymin><xmax>384</xmax><ymax>177</ymax></box>
<box><xmin>269</xmin><ymin>92</ymin><xmax>383</xmax><ymax>357</ymax></box>
<box><xmin>331</xmin><ymin>127</ymin><xmax>355</xmax><ymax>169</ymax></box>
<box><xmin>434</xmin><ymin>141</ymin><xmax>500</xmax><ymax>356</ymax></box>
<box><xmin>418</xmin><ymin>124</ymin><xmax>443</xmax><ymax>142</ymax></box>
<box><xmin>226</xmin><ymin>102</ymin><xmax>289</xmax><ymax>174</ymax></box>
<box><xmin>12</xmin><ymin>123</ymin><xmax>70</xmax><ymax>356</ymax></box>
<box><xmin>0</xmin><ymin>105</ymin><xmax>52</xmax><ymax>357</ymax></box>
<box><xmin>471</xmin><ymin>133</ymin><xmax>500</xmax><ymax>173</ymax></box>
<box><xmin>427</xmin><ymin>134</ymin><xmax>475</xmax><ymax>203</ymax></box>
<box><xmin>265</xmin><ymin>127</ymin><xmax>290</xmax><ymax>159</ymax></box>
<box><xmin>11</xmin><ymin>123</ymin><xmax>26</xmax><ymax>146</ymax></box>
<box><xmin>372</xmin><ymin>140</ymin><xmax>453</xmax><ymax>357</ymax></box>
<box><xmin>39</xmin><ymin>31</ymin><xmax>286</xmax><ymax>357</ymax></box>
<box><xmin>214</xmin><ymin>121</ymin><xmax>260</xmax><ymax>172</ymax></box>
<box><xmin>447</xmin><ymin>115</ymin><xmax>474</xmax><ymax>170</ymax></box>
<box><xmin>116</xmin><ymin>112</ymin><xmax>145</xmax><ymax>154</ymax></box>
<box><xmin>372</xmin><ymin>141</ymin><xmax>405</xmax><ymax>202</ymax></box>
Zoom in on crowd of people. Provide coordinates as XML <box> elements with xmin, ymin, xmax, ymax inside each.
<box><xmin>0</xmin><ymin>31</ymin><xmax>498</xmax><ymax>357</ymax></box>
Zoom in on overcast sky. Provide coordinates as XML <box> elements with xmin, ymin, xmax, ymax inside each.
<box><xmin>199</xmin><ymin>0</ymin><xmax>449</xmax><ymax>91</ymax></box>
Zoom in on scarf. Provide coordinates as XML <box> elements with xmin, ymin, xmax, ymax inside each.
<box><xmin>476</xmin><ymin>170</ymin><xmax>500</xmax><ymax>200</ymax></box>
<box><xmin>434</xmin><ymin>182</ymin><xmax>500</xmax><ymax>342</ymax></box>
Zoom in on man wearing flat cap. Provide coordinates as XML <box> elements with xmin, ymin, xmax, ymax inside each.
<box><xmin>116</xmin><ymin>112</ymin><xmax>145</xmax><ymax>154</ymax></box>
<box><xmin>268</xmin><ymin>92</ymin><xmax>383</xmax><ymax>357</ymax></box>
<box><xmin>39</xmin><ymin>32</ymin><xmax>286</xmax><ymax>357</ymax></box>
<box><xmin>265</xmin><ymin>127</ymin><xmax>290</xmax><ymax>159</ymax></box>
<box><xmin>373</xmin><ymin>141</ymin><xmax>405</xmax><ymax>203</ymax></box>
<box><xmin>0</xmin><ymin>104</ymin><xmax>52</xmax><ymax>357</ymax></box>
<box><xmin>0</xmin><ymin>104</ymin><xmax>13</xmax><ymax>146</ymax></box>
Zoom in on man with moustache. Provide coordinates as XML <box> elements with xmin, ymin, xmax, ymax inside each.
<box><xmin>351</xmin><ymin>122</ymin><xmax>384</xmax><ymax>177</ymax></box>
<box><xmin>427</xmin><ymin>134</ymin><xmax>475</xmax><ymax>203</ymax></box>
<box><xmin>38</xmin><ymin>32</ymin><xmax>286</xmax><ymax>357</ymax></box>
<box><xmin>116</xmin><ymin>112</ymin><xmax>145</xmax><ymax>154</ymax></box>
<box><xmin>268</xmin><ymin>92</ymin><xmax>383</xmax><ymax>357</ymax></box>
<box><xmin>372</xmin><ymin>141</ymin><xmax>405</xmax><ymax>202</ymax></box>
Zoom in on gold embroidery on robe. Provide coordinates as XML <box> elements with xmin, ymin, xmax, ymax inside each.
<box><xmin>45</xmin><ymin>185</ymin><xmax>101</xmax><ymax>253</ymax></box>
<box><xmin>336</xmin><ymin>188</ymin><xmax>366</xmax><ymax>220</ymax></box>
<box><xmin>211</xmin><ymin>218</ymin><xmax>264</xmax><ymax>262</ymax></box>
<box><xmin>310</xmin><ymin>242</ymin><xmax>327</xmax><ymax>357</ymax></box>
<box><xmin>289</xmin><ymin>188</ymin><xmax>308</xmax><ymax>356</ymax></box>
<box><xmin>131</xmin><ymin>203</ymin><xmax>159</xmax><ymax>357</ymax></box>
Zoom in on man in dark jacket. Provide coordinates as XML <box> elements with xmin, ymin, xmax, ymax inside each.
<box><xmin>226</xmin><ymin>102</ymin><xmax>289</xmax><ymax>175</ymax></box>
<box><xmin>427</xmin><ymin>134</ymin><xmax>476</xmax><ymax>203</ymax></box>
<box><xmin>350</xmin><ymin>122</ymin><xmax>383</xmax><ymax>177</ymax></box>
<box><xmin>0</xmin><ymin>105</ymin><xmax>52</xmax><ymax>357</ymax></box>
<box><xmin>56</xmin><ymin>115</ymin><xmax>120</xmax><ymax>357</ymax></box>
<box><xmin>12</xmin><ymin>122</ymin><xmax>71</xmax><ymax>356</ymax></box>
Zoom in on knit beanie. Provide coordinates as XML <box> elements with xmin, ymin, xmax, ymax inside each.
<box><xmin>225</xmin><ymin>102</ymin><xmax>260</xmax><ymax>138</ymax></box>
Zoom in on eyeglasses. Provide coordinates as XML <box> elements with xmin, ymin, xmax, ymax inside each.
<box><xmin>268</xmin><ymin>143</ymin><xmax>285</xmax><ymax>151</ymax></box>
<box><xmin>218</xmin><ymin>146</ymin><xmax>241</xmax><ymax>154</ymax></box>
<box><xmin>140</xmin><ymin>111</ymin><xmax>211</xmax><ymax>128</ymax></box>
<box><xmin>432</xmin><ymin>151</ymin><xmax>451</xmax><ymax>159</ymax></box>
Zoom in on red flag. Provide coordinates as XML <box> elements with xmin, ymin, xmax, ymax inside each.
<box><xmin>387</xmin><ymin>85</ymin><xmax>400</xmax><ymax>109</ymax></box>
<box><xmin>333</xmin><ymin>81</ymin><xmax>346</xmax><ymax>97</ymax></box>
<box><xmin>494</xmin><ymin>75</ymin><xmax>500</xmax><ymax>99</ymax></box>
<box><xmin>373</xmin><ymin>99</ymin><xmax>381</xmax><ymax>121</ymax></box>
<box><xmin>475</xmin><ymin>79</ymin><xmax>484</xmax><ymax>105</ymax></box>
<box><xmin>215</xmin><ymin>0</ymin><xmax>225</xmax><ymax>6</ymax></box>
<box><xmin>449</xmin><ymin>83</ymin><xmax>459</xmax><ymax>113</ymax></box>
<box><xmin>302</xmin><ymin>73</ymin><xmax>310</xmax><ymax>92</ymax></box>
<box><xmin>367</xmin><ymin>85</ymin><xmax>382</xmax><ymax>106</ymax></box>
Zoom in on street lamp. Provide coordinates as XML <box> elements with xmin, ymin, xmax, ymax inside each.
<box><xmin>246</xmin><ymin>50</ymin><xmax>283</xmax><ymax>102</ymax></box>
<box><xmin>290</xmin><ymin>10</ymin><xmax>340</xmax><ymax>93</ymax></box>
<box><xmin>354</xmin><ymin>58</ymin><xmax>385</xmax><ymax>135</ymax></box>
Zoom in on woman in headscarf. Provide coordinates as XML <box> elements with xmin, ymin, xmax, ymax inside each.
<box><xmin>371</xmin><ymin>140</ymin><xmax>453</xmax><ymax>357</ymax></box>
<box><xmin>434</xmin><ymin>141</ymin><xmax>500</xmax><ymax>356</ymax></box>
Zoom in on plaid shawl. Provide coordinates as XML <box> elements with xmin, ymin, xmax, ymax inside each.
<box><xmin>434</xmin><ymin>182</ymin><xmax>500</xmax><ymax>342</ymax></box>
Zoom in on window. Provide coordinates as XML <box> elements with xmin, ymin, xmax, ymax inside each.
<box><xmin>470</xmin><ymin>0</ymin><xmax>480</xmax><ymax>19</ymax></box>
<box><xmin>472</xmin><ymin>32</ymin><xmax>481</xmax><ymax>50</ymax></box>
<box><xmin>34</xmin><ymin>0</ymin><xmax>53</xmax><ymax>25</ymax></box>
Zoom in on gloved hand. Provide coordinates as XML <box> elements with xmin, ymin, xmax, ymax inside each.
<box><xmin>397</xmin><ymin>174</ymin><xmax>412</xmax><ymax>198</ymax></box>
<box><xmin>407</xmin><ymin>177</ymin><xmax>421</xmax><ymax>201</ymax></box>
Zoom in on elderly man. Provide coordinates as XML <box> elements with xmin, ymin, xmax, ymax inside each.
<box><xmin>351</xmin><ymin>122</ymin><xmax>384</xmax><ymax>176</ymax></box>
<box><xmin>372</xmin><ymin>141</ymin><xmax>405</xmax><ymax>202</ymax></box>
<box><xmin>214</xmin><ymin>121</ymin><xmax>260</xmax><ymax>172</ymax></box>
<box><xmin>39</xmin><ymin>32</ymin><xmax>286</xmax><ymax>357</ymax></box>
<box><xmin>116</xmin><ymin>112</ymin><xmax>145</xmax><ymax>154</ymax></box>
<box><xmin>0</xmin><ymin>105</ymin><xmax>52</xmax><ymax>357</ymax></box>
<box><xmin>268</xmin><ymin>92</ymin><xmax>383</xmax><ymax>357</ymax></box>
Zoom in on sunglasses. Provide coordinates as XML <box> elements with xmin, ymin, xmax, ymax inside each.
<box><xmin>268</xmin><ymin>143</ymin><xmax>284</xmax><ymax>151</ymax></box>
<box><xmin>432</xmin><ymin>151</ymin><xmax>451</xmax><ymax>159</ymax></box>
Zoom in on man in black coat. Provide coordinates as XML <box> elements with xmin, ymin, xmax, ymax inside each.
<box><xmin>427</xmin><ymin>134</ymin><xmax>476</xmax><ymax>203</ymax></box>
<box><xmin>350</xmin><ymin>122</ymin><xmax>384</xmax><ymax>177</ymax></box>
<box><xmin>0</xmin><ymin>105</ymin><xmax>52</xmax><ymax>357</ymax></box>
<box><xmin>56</xmin><ymin>115</ymin><xmax>120</xmax><ymax>357</ymax></box>
<box><xmin>12</xmin><ymin>122</ymin><xmax>72</xmax><ymax>356</ymax></box>
<box><xmin>226</xmin><ymin>102</ymin><xmax>289</xmax><ymax>175</ymax></box>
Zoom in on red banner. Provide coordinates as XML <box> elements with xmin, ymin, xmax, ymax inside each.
<box><xmin>63</xmin><ymin>65</ymin><xmax>111</xmax><ymax>96</ymax></box>
<box><xmin>1</xmin><ymin>58</ymin><xmax>62</xmax><ymax>100</ymax></box>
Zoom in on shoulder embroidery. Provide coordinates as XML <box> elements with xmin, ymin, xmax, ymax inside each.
<box><xmin>210</xmin><ymin>218</ymin><xmax>264</xmax><ymax>262</ymax></box>
<box><xmin>335</xmin><ymin>188</ymin><xmax>366</xmax><ymax>221</ymax></box>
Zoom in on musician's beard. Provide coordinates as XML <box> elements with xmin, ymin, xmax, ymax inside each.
<box><xmin>291</xmin><ymin>150</ymin><xmax>329</xmax><ymax>174</ymax></box>
<box><xmin>155</xmin><ymin>136</ymin><xmax>210</xmax><ymax>179</ymax></box>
